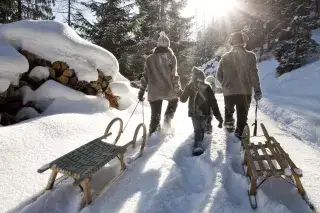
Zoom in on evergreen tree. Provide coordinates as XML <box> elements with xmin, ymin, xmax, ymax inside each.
<box><xmin>74</xmin><ymin>0</ymin><xmax>139</xmax><ymax>79</ymax></box>
<box><xmin>18</xmin><ymin>0</ymin><xmax>55</xmax><ymax>20</ymax></box>
<box><xmin>54</xmin><ymin>0</ymin><xmax>84</xmax><ymax>26</ymax></box>
<box><xmin>0</xmin><ymin>1</ymin><xmax>18</xmax><ymax>23</ymax></box>
<box><xmin>0</xmin><ymin>0</ymin><xmax>54</xmax><ymax>23</ymax></box>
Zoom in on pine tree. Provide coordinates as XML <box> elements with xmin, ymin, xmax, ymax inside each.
<box><xmin>0</xmin><ymin>0</ymin><xmax>18</xmax><ymax>23</ymax></box>
<box><xmin>73</xmin><ymin>0</ymin><xmax>139</xmax><ymax>79</ymax></box>
<box><xmin>54</xmin><ymin>0</ymin><xmax>84</xmax><ymax>26</ymax></box>
<box><xmin>18</xmin><ymin>0</ymin><xmax>55</xmax><ymax>20</ymax></box>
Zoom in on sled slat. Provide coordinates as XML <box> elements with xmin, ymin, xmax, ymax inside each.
<box><xmin>258</xmin><ymin>142</ymin><xmax>276</xmax><ymax>174</ymax></box>
<box><xmin>265</xmin><ymin>140</ymin><xmax>287</xmax><ymax>170</ymax></box>
<box><xmin>252</xmin><ymin>145</ymin><xmax>266</xmax><ymax>172</ymax></box>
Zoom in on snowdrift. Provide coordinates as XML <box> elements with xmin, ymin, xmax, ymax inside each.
<box><xmin>259</xmin><ymin>59</ymin><xmax>320</xmax><ymax>145</ymax></box>
<box><xmin>0</xmin><ymin>81</ymin><xmax>143</xmax><ymax>213</ymax></box>
<box><xmin>0</xmin><ymin>41</ymin><xmax>29</xmax><ymax>85</ymax></box>
<box><xmin>0</xmin><ymin>20</ymin><xmax>119</xmax><ymax>82</ymax></box>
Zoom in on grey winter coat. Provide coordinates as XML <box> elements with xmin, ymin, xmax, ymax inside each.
<box><xmin>140</xmin><ymin>47</ymin><xmax>181</xmax><ymax>102</ymax></box>
<box><xmin>217</xmin><ymin>46</ymin><xmax>261</xmax><ymax>96</ymax></box>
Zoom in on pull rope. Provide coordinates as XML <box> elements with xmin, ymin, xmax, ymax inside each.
<box><xmin>122</xmin><ymin>101</ymin><xmax>145</xmax><ymax>133</ymax></box>
<box><xmin>142</xmin><ymin>101</ymin><xmax>145</xmax><ymax>124</ymax></box>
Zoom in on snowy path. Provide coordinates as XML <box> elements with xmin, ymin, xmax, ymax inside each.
<box><xmin>8</xmin><ymin>94</ymin><xmax>320</xmax><ymax>213</ymax></box>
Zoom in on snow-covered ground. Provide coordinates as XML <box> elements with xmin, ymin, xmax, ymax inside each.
<box><xmin>2</xmin><ymin>94</ymin><xmax>319</xmax><ymax>213</ymax></box>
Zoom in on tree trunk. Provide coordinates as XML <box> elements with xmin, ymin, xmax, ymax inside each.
<box><xmin>68</xmin><ymin>0</ymin><xmax>71</xmax><ymax>26</ymax></box>
<box><xmin>17</xmin><ymin>0</ymin><xmax>22</xmax><ymax>20</ymax></box>
<box><xmin>159</xmin><ymin>0</ymin><xmax>166</xmax><ymax>30</ymax></box>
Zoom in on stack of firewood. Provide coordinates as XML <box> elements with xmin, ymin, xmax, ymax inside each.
<box><xmin>0</xmin><ymin>50</ymin><xmax>121</xmax><ymax>126</ymax></box>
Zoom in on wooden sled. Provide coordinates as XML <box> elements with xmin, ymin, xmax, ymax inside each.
<box><xmin>37</xmin><ymin>117</ymin><xmax>147</xmax><ymax>207</ymax></box>
<box><xmin>241</xmin><ymin>123</ymin><xmax>314</xmax><ymax>211</ymax></box>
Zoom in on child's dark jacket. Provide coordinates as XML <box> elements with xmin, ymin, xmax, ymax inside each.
<box><xmin>180</xmin><ymin>82</ymin><xmax>222</xmax><ymax>119</ymax></box>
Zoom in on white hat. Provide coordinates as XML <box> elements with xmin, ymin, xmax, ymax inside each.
<box><xmin>157</xmin><ymin>31</ymin><xmax>170</xmax><ymax>47</ymax></box>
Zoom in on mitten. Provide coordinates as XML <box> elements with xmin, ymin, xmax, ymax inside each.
<box><xmin>138</xmin><ymin>90</ymin><xmax>145</xmax><ymax>102</ymax></box>
<box><xmin>254</xmin><ymin>89</ymin><xmax>262</xmax><ymax>101</ymax></box>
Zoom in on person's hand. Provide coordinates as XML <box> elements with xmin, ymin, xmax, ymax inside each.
<box><xmin>217</xmin><ymin>117</ymin><xmax>223</xmax><ymax>128</ymax></box>
<box><xmin>254</xmin><ymin>89</ymin><xmax>262</xmax><ymax>101</ymax></box>
<box><xmin>138</xmin><ymin>90</ymin><xmax>145</xmax><ymax>102</ymax></box>
<box><xmin>177</xmin><ymin>89</ymin><xmax>183</xmax><ymax>97</ymax></box>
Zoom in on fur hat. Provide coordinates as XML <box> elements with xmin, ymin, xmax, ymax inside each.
<box><xmin>157</xmin><ymin>31</ymin><xmax>170</xmax><ymax>47</ymax></box>
<box><xmin>192</xmin><ymin>66</ymin><xmax>205</xmax><ymax>82</ymax></box>
<box><xmin>228</xmin><ymin>31</ymin><xmax>249</xmax><ymax>46</ymax></box>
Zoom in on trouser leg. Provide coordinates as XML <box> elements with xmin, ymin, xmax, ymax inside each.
<box><xmin>206</xmin><ymin>114</ymin><xmax>213</xmax><ymax>132</ymax></box>
<box><xmin>164</xmin><ymin>98</ymin><xmax>179</xmax><ymax>123</ymax></box>
<box><xmin>224</xmin><ymin>95</ymin><xmax>236</xmax><ymax>127</ymax></box>
<box><xmin>192</xmin><ymin>116</ymin><xmax>208</xmax><ymax>147</ymax></box>
<box><xmin>235</xmin><ymin>95</ymin><xmax>252</xmax><ymax>135</ymax></box>
<box><xmin>149</xmin><ymin>100</ymin><xmax>163</xmax><ymax>134</ymax></box>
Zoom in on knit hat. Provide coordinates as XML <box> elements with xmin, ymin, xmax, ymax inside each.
<box><xmin>192</xmin><ymin>66</ymin><xmax>205</xmax><ymax>82</ymax></box>
<box><xmin>157</xmin><ymin>31</ymin><xmax>170</xmax><ymax>47</ymax></box>
<box><xmin>228</xmin><ymin>31</ymin><xmax>249</xmax><ymax>46</ymax></box>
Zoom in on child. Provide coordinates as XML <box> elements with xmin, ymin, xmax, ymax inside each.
<box><xmin>180</xmin><ymin>67</ymin><xmax>223</xmax><ymax>156</ymax></box>
<box><xmin>205</xmin><ymin>75</ymin><xmax>216</xmax><ymax>134</ymax></box>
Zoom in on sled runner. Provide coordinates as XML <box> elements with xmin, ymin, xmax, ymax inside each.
<box><xmin>37</xmin><ymin>117</ymin><xmax>147</xmax><ymax>207</ymax></box>
<box><xmin>241</xmin><ymin>123</ymin><xmax>315</xmax><ymax>211</ymax></box>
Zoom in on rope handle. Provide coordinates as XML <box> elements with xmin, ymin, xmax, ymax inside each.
<box><xmin>122</xmin><ymin>101</ymin><xmax>145</xmax><ymax>133</ymax></box>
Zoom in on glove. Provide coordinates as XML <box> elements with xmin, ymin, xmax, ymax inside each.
<box><xmin>254</xmin><ymin>89</ymin><xmax>262</xmax><ymax>101</ymax></box>
<box><xmin>138</xmin><ymin>90</ymin><xmax>145</xmax><ymax>102</ymax></box>
<box><xmin>217</xmin><ymin>117</ymin><xmax>223</xmax><ymax>128</ymax></box>
<box><xmin>177</xmin><ymin>89</ymin><xmax>183</xmax><ymax>97</ymax></box>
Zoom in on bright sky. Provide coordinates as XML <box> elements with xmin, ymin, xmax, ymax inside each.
<box><xmin>54</xmin><ymin>0</ymin><xmax>237</xmax><ymax>37</ymax></box>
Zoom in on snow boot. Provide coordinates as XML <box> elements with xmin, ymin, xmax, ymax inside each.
<box><xmin>234</xmin><ymin>128</ymin><xmax>243</xmax><ymax>140</ymax></box>
<box><xmin>192</xmin><ymin>141</ymin><xmax>204</xmax><ymax>156</ymax></box>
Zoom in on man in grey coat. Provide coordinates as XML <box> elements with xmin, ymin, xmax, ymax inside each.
<box><xmin>217</xmin><ymin>31</ymin><xmax>262</xmax><ymax>139</ymax></box>
<box><xmin>138</xmin><ymin>31</ymin><xmax>183</xmax><ymax>136</ymax></box>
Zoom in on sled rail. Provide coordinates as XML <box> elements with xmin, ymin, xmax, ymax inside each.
<box><xmin>37</xmin><ymin>117</ymin><xmax>147</xmax><ymax>206</ymax></box>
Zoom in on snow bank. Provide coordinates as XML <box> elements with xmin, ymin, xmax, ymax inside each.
<box><xmin>0</xmin><ymin>20</ymin><xmax>119</xmax><ymax>82</ymax></box>
<box><xmin>0</xmin><ymin>41</ymin><xmax>28</xmax><ymax>85</ymax></box>
<box><xmin>0</xmin><ymin>78</ymin><xmax>10</xmax><ymax>93</ymax></box>
<box><xmin>259</xmin><ymin>59</ymin><xmax>320</xmax><ymax>145</ymax></box>
<box><xmin>29</xmin><ymin>66</ymin><xmax>50</xmax><ymax>81</ymax></box>
<box><xmin>1</xmin><ymin>84</ymin><xmax>143</xmax><ymax>213</ymax></box>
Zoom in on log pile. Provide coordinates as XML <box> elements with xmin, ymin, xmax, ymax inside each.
<box><xmin>0</xmin><ymin>50</ymin><xmax>120</xmax><ymax>126</ymax></box>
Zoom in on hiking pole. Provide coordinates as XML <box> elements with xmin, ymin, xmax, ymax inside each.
<box><xmin>252</xmin><ymin>101</ymin><xmax>258</xmax><ymax>137</ymax></box>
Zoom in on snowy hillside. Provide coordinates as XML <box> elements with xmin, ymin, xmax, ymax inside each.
<box><xmin>258</xmin><ymin>59</ymin><xmax>320</xmax><ymax>145</ymax></box>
